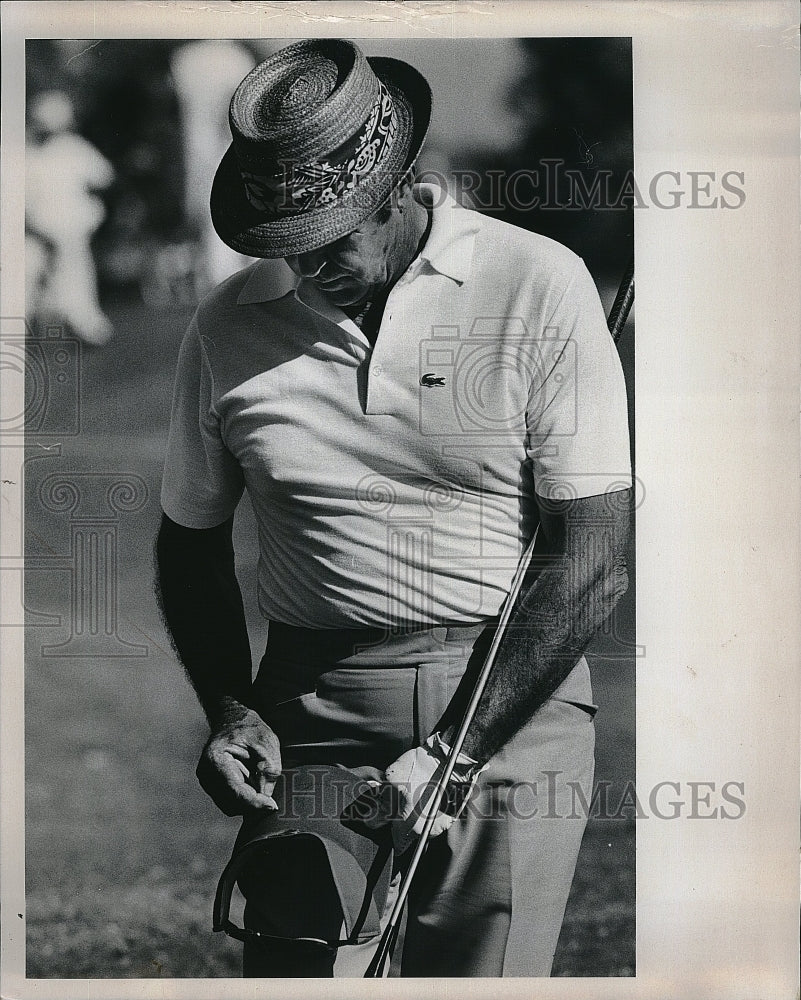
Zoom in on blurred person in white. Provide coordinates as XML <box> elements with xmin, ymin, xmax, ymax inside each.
<box><xmin>171</xmin><ymin>41</ymin><xmax>262</xmax><ymax>292</ymax></box>
<box><xmin>26</xmin><ymin>90</ymin><xmax>114</xmax><ymax>346</ymax></box>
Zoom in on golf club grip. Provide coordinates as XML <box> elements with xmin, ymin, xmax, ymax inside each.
<box><xmin>607</xmin><ymin>255</ymin><xmax>634</xmax><ymax>343</ymax></box>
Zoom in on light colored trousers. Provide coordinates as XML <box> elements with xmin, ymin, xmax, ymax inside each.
<box><xmin>247</xmin><ymin>621</ymin><xmax>595</xmax><ymax>977</ymax></box>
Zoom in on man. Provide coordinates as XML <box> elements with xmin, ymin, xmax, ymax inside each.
<box><xmin>156</xmin><ymin>38</ymin><xmax>631</xmax><ymax>978</ymax></box>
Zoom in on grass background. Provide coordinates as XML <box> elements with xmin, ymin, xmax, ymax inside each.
<box><xmin>24</xmin><ymin>297</ymin><xmax>635</xmax><ymax>978</ymax></box>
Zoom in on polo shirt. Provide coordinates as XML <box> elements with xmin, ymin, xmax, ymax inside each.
<box><xmin>161</xmin><ymin>184</ymin><xmax>631</xmax><ymax>633</ymax></box>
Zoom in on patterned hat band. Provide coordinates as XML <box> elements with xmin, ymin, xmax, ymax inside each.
<box><xmin>238</xmin><ymin>79</ymin><xmax>398</xmax><ymax>218</ymax></box>
<box><xmin>211</xmin><ymin>39</ymin><xmax>431</xmax><ymax>259</ymax></box>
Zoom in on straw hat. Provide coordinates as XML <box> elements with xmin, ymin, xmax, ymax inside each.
<box><xmin>210</xmin><ymin>39</ymin><xmax>431</xmax><ymax>259</ymax></box>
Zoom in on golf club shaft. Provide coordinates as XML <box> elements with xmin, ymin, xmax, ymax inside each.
<box><xmin>364</xmin><ymin>530</ymin><xmax>539</xmax><ymax>977</ymax></box>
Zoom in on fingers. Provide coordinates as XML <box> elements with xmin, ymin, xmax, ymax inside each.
<box><xmin>342</xmin><ymin>781</ymin><xmax>398</xmax><ymax>829</ymax></box>
<box><xmin>393</xmin><ymin>810</ymin><xmax>454</xmax><ymax>856</ymax></box>
<box><xmin>197</xmin><ymin>752</ymin><xmax>278</xmax><ymax>815</ymax></box>
<box><xmin>254</xmin><ymin>759</ymin><xmax>279</xmax><ymax>808</ymax></box>
<box><xmin>232</xmin><ymin>780</ymin><xmax>279</xmax><ymax>813</ymax></box>
<box><xmin>254</xmin><ymin>757</ymin><xmax>281</xmax><ymax>780</ymax></box>
<box><xmin>392</xmin><ymin>783</ymin><xmax>455</xmax><ymax>854</ymax></box>
<box><xmin>231</xmin><ymin>757</ymin><xmax>249</xmax><ymax>779</ymax></box>
<box><xmin>225</xmin><ymin>779</ymin><xmax>277</xmax><ymax>814</ymax></box>
<box><xmin>341</xmin><ymin>767</ymin><xmax>456</xmax><ymax>854</ymax></box>
<box><xmin>197</xmin><ymin>718</ymin><xmax>282</xmax><ymax>816</ymax></box>
<box><xmin>218</xmin><ymin>730</ymin><xmax>280</xmax><ymax>766</ymax></box>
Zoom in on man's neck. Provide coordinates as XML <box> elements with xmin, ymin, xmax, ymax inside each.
<box><xmin>402</xmin><ymin>197</ymin><xmax>433</xmax><ymax>275</ymax></box>
<box><xmin>344</xmin><ymin>198</ymin><xmax>432</xmax><ymax>325</ymax></box>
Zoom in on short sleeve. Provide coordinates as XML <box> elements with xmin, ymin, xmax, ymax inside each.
<box><xmin>160</xmin><ymin>315</ymin><xmax>245</xmax><ymax>527</ymax></box>
<box><xmin>526</xmin><ymin>260</ymin><xmax>632</xmax><ymax>500</ymax></box>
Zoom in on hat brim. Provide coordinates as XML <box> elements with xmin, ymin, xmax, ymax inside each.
<box><xmin>210</xmin><ymin>56</ymin><xmax>432</xmax><ymax>259</ymax></box>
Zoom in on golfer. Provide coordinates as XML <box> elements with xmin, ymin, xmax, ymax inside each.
<box><xmin>156</xmin><ymin>38</ymin><xmax>631</xmax><ymax>978</ymax></box>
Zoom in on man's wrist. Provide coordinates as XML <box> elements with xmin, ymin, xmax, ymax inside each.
<box><xmin>436</xmin><ymin>725</ymin><xmax>487</xmax><ymax>766</ymax></box>
<box><xmin>207</xmin><ymin>694</ymin><xmax>254</xmax><ymax>730</ymax></box>
<box><xmin>421</xmin><ymin>732</ymin><xmax>488</xmax><ymax>819</ymax></box>
<box><xmin>424</xmin><ymin>732</ymin><xmax>486</xmax><ymax>782</ymax></box>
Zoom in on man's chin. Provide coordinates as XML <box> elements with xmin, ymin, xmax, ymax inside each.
<box><xmin>326</xmin><ymin>286</ymin><xmax>370</xmax><ymax>309</ymax></box>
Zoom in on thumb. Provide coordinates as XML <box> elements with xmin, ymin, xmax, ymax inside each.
<box><xmin>427</xmin><ymin>811</ymin><xmax>455</xmax><ymax>839</ymax></box>
<box><xmin>235</xmin><ymin>781</ymin><xmax>279</xmax><ymax>813</ymax></box>
<box><xmin>254</xmin><ymin>760</ymin><xmax>279</xmax><ymax>808</ymax></box>
<box><xmin>395</xmin><ymin>804</ymin><xmax>454</xmax><ymax>855</ymax></box>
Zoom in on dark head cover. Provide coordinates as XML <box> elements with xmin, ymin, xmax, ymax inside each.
<box><xmin>213</xmin><ymin>764</ymin><xmax>393</xmax><ymax>947</ymax></box>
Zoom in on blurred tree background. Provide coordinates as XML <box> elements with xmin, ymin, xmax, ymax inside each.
<box><xmin>26</xmin><ymin>37</ymin><xmax>632</xmax><ymax>302</ymax></box>
<box><xmin>481</xmin><ymin>37</ymin><xmax>632</xmax><ymax>282</ymax></box>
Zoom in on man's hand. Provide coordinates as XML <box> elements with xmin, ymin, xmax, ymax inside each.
<box><xmin>196</xmin><ymin>703</ymin><xmax>282</xmax><ymax>816</ymax></box>
<box><xmin>383</xmin><ymin>743</ymin><xmax>457</xmax><ymax>854</ymax></box>
<box><xmin>344</xmin><ymin>735</ymin><xmax>484</xmax><ymax>855</ymax></box>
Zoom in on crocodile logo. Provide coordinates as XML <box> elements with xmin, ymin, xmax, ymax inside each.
<box><xmin>420</xmin><ymin>372</ymin><xmax>446</xmax><ymax>387</ymax></box>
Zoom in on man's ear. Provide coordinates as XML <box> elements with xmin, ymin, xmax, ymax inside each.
<box><xmin>394</xmin><ymin>174</ymin><xmax>416</xmax><ymax>213</ymax></box>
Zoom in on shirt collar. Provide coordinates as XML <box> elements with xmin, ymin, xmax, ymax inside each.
<box><xmin>414</xmin><ymin>182</ymin><xmax>481</xmax><ymax>285</ymax></box>
<box><xmin>236</xmin><ymin>257</ymin><xmax>298</xmax><ymax>306</ymax></box>
<box><xmin>235</xmin><ymin>182</ymin><xmax>481</xmax><ymax>307</ymax></box>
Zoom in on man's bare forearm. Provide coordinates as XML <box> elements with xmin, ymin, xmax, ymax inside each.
<box><xmin>449</xmin><ymin>493</ymin><xmax>631</xmax><ymax>764</ymax></box>
<box><xmin>154</xmin><ymin>512</ymin><xmax>253</xmax><ymax>728</ymax></box>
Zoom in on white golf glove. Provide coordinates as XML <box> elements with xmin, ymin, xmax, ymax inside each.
<box><xmin>344</xmin><ymin>733</ymin><xmax>487</xmax><ymax>855</ymax></box>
